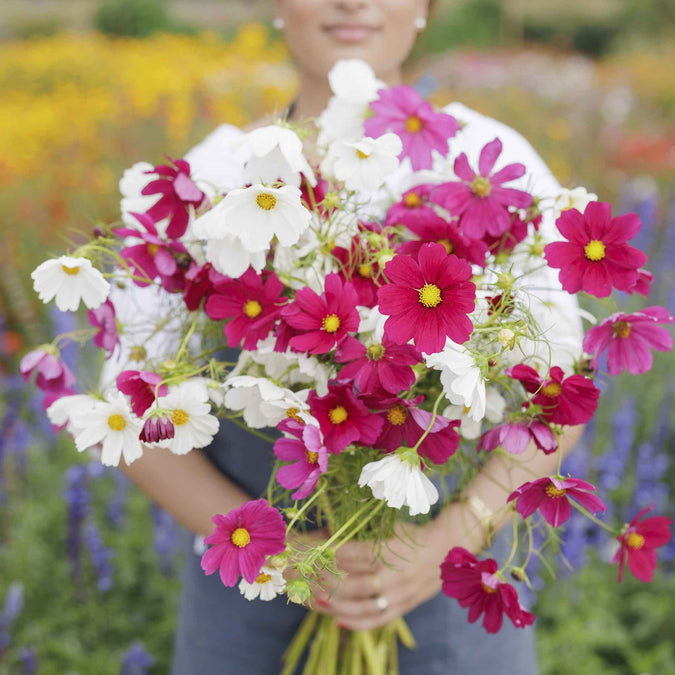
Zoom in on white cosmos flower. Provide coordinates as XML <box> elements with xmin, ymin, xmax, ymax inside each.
<box><xmin>238</xmin><ymin>566</ymin><xmax>286</xmax><ymax>601</ymax></box>
<box><xmin>358</xmin><ymin>452</ymin><xmax>438</xmax><ymax>516</ymax></box>
<box><xmin>193</xmin><ymin>184</ymin><xmax>311</xmax><ymax>253</ymax></box>
<box><xmin>443</xmin><ymin>388</ymin><xmax>506</xmax><ymax>440</ymax></box>
<box><xmin>70</xmin><ymin>392</ymin><xmax>143</xmax><ymax>467</ymax></box>
<box><xmin>242</xmin><ymin>125</ymin><xmax>316</xmax><ymax>188</ymax></box>
<box><xmin>155</xmin><ymin>380</ymin><xmax>220</xmax><ymax>455</ymax></box>
<box><xmin>204</xmin><ymin>234</ymin><xmax>266</xmax><ymax>278</ymax></box>
<box><xmin>119</xmin><ymin>161</ymin><xmax>159</xmax><ymax>229</ymax></box>
<box><xmin>31</xmin><ymin>256</ymin><xmax>110</xmax><ymax>312</ymax></box>
<box><xmin>424</xmin><ymin>341</ymin><xmax>486</xmax><ymax>422</ymax></box>
<box><xmin>321</xmin><ymin>134</ymin><xmax>402</xmax><ymax>192</ymax></box>
<box><xmin>553</xmin><ymin>187</ymin><xmax>598</xmax><ymax>221</ymax></box>
<box><xmin>46</xmin><ymin>394</ymin><xmax>99</xmax><ymax>435</ymax></box>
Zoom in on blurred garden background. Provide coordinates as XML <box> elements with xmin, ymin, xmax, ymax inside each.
<box><xmin>0</xmin><ymin>0</ymin><xmax>674</xmax><ymax>673</ymax></box>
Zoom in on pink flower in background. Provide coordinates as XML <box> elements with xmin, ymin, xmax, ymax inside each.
<box><xmin>183</xmin><ymin>262</ymin><xmax>230</xmax><ymax>312</ymax></box>
<box><xmin>334</xmin><ymin>335</ymin><xmax>421</xmax><ymax>396</ymax></box>
<box><xmin>628</xmin><ymin>268</ymin><xmax>654</xmax><ymax>297</ymax></box>
<box><xmin>477</xmin><ymin>419</ymin><xmax>558</xmax><ymax>455</ymax></box>
<box><xmin>116</xmin><ymin>370</ymin><xmax>167</xmax><ymax>417</ymax></box>
<box><xmin>431</xmin><ymin>138</ymin><xmax>533</xmax><ymax>240</ymax></box>
<box><xmin>377</xmin><ymin>243</ymin><xmax>476</xmax><ymax>354</ymax></box>
<box><xmin>385</xmin><ymin>184</ymin><xmax>439</xmax><ymax>230</ymax></box>
<box><xmin>205</xmin><ymin>269</ymin><xmax>287</xmax><ymax>351</ymax></box>
<box><xmin>332</xmin><ymin>239</ymin><xmax>381</xmax><ymax>308</ymax></box>
<box><xmin>441</xmin><ymin>547</ymin><xmax>535</xmax><ymax>633</ymax></box>
<box><xmin>506</xmin><ymin>364</ymin><xmax>599</xmax><ymax>426</ymax></box>
<box><xmin>582</xmin><ymin>306</ymin><xmax>674</xmax><ymax>375</ymax></box>
<box><xmin>507</xmin><ymin>476</ymin><xmax>606</xmax><ymax>527</ymax></box>
<box><xmin>544</xmin><ymin>201</ymin><xmax>647</xmax><ymax>298</ymax></box>
<box><xmin>142</xmin><ymin>157</ymin><xmax>206</xmax><ymax>239</ymax></box>
<box><xmin>281</xmin><ymin>273</ymin><xmax>360</xmax><ymax>354</ymax></box>
<box><xmin>611</xmin><ymin>505</ymin><xmax>673</xmax><ymax>582</ymax></box>
<box><xmin>308</xmin><ymin>382</ymin><xmax>383</xmax><ymax>454</ymax></box>
<box><xmin>87</xmin><ymin>299</ymin><xmax>119</xmax><ymax>358</ymax></box>
<box><xmin>20</xmin><ymin>347</ymin><xmax>75</xmax><ymax>394</ymax></box>
<box><xmin>274</xmin><ymin>419</ymin><xmax>328</xmax><ymax>499</ymax></box>
<box><xmin>364</xmin><ymin>86</ymin><xmax>460</xmax><ymax>170</ymax></box>
<box><xmin>201</xmin><ymin>499</ymin><xmax>286</xmax><ymax>586</ymax></box>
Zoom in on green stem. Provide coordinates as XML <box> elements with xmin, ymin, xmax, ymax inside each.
<box><xmin>570</xmin><ymin>499</ymin><xmax>616</xmax><ymax>533</ymax></box>
<box><xmin>286</xmin><ymin>483</ymin><xmax>326</xmax><ymax>535</ymax></box>
<box><xmin>318</xmin><ymin>500</ymin><xmax>376</xmax><ymax>553</ymax></box>
<box><xmin>412</xmin><ymin>391</ymin><xmax>445</xmax><ymax>453</ymax></box>
<box><xmin>174</xmin><ymin>313</ymin><xmax>199</xmax><ymax>364</ymax></box>
<box><xmin>499</xmin><ymin>516</ymin><xmax>519</xmax><ymax>574</ymax></box>
<box><xmin>332</xmin><ymin>501</ymin><xmax>385</xmax><ymax>553</ymax></box>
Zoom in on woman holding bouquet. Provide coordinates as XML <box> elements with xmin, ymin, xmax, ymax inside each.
<box><xmin>117</xmin><ymin>1</ymin><xmax>588</xmax><ymax>673</ymax></box>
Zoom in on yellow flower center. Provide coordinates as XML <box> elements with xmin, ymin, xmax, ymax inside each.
<box><xmin>545</xmin><ymin>484</ymin><xmax>567</xmax><ymax>498</ymax></box>
<box><xmin>256</xmin><ymin>192</ymin><xmax>277</xmax><ymax>211</ymax></box>
<box><xmin>356</xmin><ymin>149</ymin><xmax>371</xmax><ymax>160</ymax></box>
<box><xmin>358</xmin><ymin>263</ymin><xmax>372</xmax><ymax>278</ymax></box>
<box><xmin>61</xmin><ymin>265</ymin><xmax>80</xmax><ymax>276</ymax></box>
<box><xmin>243</xmin><ymin>299</ymin><xmax>262</xmax><ymax>319</ymax></box>
<box><xmin>481</xmin><ymin>583</ymin><xmax>498</xmax><ymax>594</ymax></box>
<box><xmin>171</xmin><ymin>409</ymin><xmax>189</xmax><ymax>426</ymax></box>
<box><xmin>328</xmin><ymin>405</ymin><xmax>348</xmax><ymax>425</ymax></box>
<box><xmin>405</xmin><ymin>115</ymin><xmax>423</xmax><ymax>133</ymax></box>
<box><xmin>107</xmin><ymin>414</ymin><xmax>126</xmax><ymax>431</ymax></box>
<box><xmin>471</xmin><ymin>177</ymin><xmax>492</xmax><ymax>198</ymax></box>
<box><xmin>584</xmin><ymin>240</ymin><xmax>606</xmax><ymax>261</ymax></box>
<box><xmin>436</xmin><ymin>238</ymin><xmax>454</xmax><ymax>255</ymax></box>
<box><xmin>306</xmin><ymin>450</ymin><xmax>319</xmax><ymax>465</ymax></box>
<box><xmin>322</xmin><ymin>314</ymin><xmax>341</xmax><ymax>333</ymax></box>
<box><xmin>418</xmin><ymin>283</ymin><xmax>442</xmax><ymax>308</ymax></box>
<box><xmin>387</xmin><ymin>404</ymin><xmax>409</xmax><ymax>426</ymax></box>
<box><xmin>367</xmin><ymin>343</ymin><xmax>384</xmax><ymax>360</ymax></box>
<box><xmin>255</xmin><ymin>572</ymin><xmax>272</xmax><ymax>584</ymax></box>
<box><xmin>541</xmin><ymin>381</ymin><xmax>562</xmax><ymax>398</ymax></box>
<box><xmin>147</xmin><ymin>243</ymin><xmax>160</xmax><ymax>257</ymax></box>
<box><xmin>625</xmin><ymin>532</ymin><xmax>645</xmax><ymax>550</ymax></box>
<box><xmin>612</xmin><ymin>321</ymin><xmax>631</xmax><ymax>339</ymax></box>
<box><xmin>286</xmin><ymin>407</ymin><xmax>304</xmax><ymax>423</ymax></box>
<box><xmin>231</xmin><ymin>527</ymin><xmax>251</xmax><ymax>548</ymax></box>
<box><xmin>404</xmin><ymin>192</ymin><xmax>422</xmax><ymax>208</ymax></box>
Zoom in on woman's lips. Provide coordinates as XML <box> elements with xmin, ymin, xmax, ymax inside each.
<box><xmin>323</xmin><ymin>24</ymin><xmax>379</xmax><ymax>43</ymax></box>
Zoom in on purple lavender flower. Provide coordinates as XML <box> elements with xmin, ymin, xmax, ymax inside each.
<box><xmin>18</xmin><ymin>646</ymin><xmax>38</xmax><ymax>675</ymax></box>
<box><xmin>107</xmin><ymin>471</ymin><xmax>130</xmax><ymax>529</ymax></box>
<box><xmin>84</xmin><ymin>522</ymin><xmax>115</xmax><ymax>592</ymax></box>
<box><xmin>121</xmin><ymin>640</ymin><xmax>156</xmax><ymax>675</ymax></box>
<box><xmin>0</xmin><ymin>582</ymin><xmax>24</xmax><ymax>654</ymax></box>
<box><xmin>150</xmin><ymin>504</ymin><xmax>183</xmax><ymax>576</ymax></box>
<box><xmin>63</xmin><ymin>465</ymin><xmax>91</xmax><ymax>583</ymax></box>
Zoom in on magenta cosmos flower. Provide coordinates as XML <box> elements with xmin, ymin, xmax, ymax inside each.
<box><xmin>477</xmin><ymin>419</ymin><xmax>557</xmax><ymax>455</ymax></box>
<box><xmin>431</xmin><ymin>138</ymin><xmax>533</xmax><ymax>240</ymax></box>
<box><xmin>281</xmin><ymin>273</ymin><xmax>359</xmax><ymax>355</ymax></box>
<box><xmin>201</xmin><ymin>499</ymin><xmax>286</xmax><ymax>586</ymax></box>
<box><xmin>582</xmin><ymin>305</ymin><xmax>674</xmax><ymax>376</ymax></box>
<box><xmin>544</xmin><ymin>201</ymin><xmax>648</xmax><ymax>298</ymax></box>
<box><xmin>142</xmin><ymin>157</ymin><xmax>206</xmax><ymax>240</ymax></box>
<box><xmin>308</xmin><ymin>382</ymin><xmax>383</xmax><ymax>454</ymax></box>
<box><xmin>611</xmin><ymin>505</ymin><xmax>673</xmax><ymax>583</ymax></box>
<box><xmin>205</xmin><ymin>269</ymin><xmax>287</xmax><ymax>351</ymax></box>
<box><xmin>507</xmin><ymin>364</ymin><xmax>599</xmax><ymax>426</ymax></box>
<box><xmin>364</xmin><ymin>86</ymin><xmax>460</xmax><ymax>171</ymax></box>
<box><xmin>20</xmin><ymin>347</ymin><xmax>76</xmax><ymax>394</ymax></box>
<box><xmin>385</xmin><ymin>184</ymin><xmax>439</xmax><ymax>230</ymax></box>
<box><xmin>441</xmin><ymin>547</ymin><xmax>535</xmax><ymax>633</ymax></box>
<box><xmin>116</xmin><ymin>370</ymin><xmax>167</xmax><ymax>417</ymax></box>
<box><xmin>332</xmin><ymin>238</ymin><xmax>382</xmax><ymax>308</ymax></box>
<box><xmin>87</xmin><ymin>299</ymin><xmax>120</xmax><ymax>358</ymax></box>
<box><xmin>273</xmin><ymin>419</ymin><xmax>328</xmax><ymax>499</ymax></box>
<box><xmin>182</xmin><ymin>262</ymin><xmax>229</xmax><ymax>312</ymax></box>
<box><xmin>334</xmin><ymin>335</ymin><xmax>421</xmax><ymax>396</ymax></box>
<box><xmin>507</xmin><ymin>476</ymin><xmax>606</xmax><ymax>527</ymax></box>
<box><xmin>377</xmin><ymin>243</ymin><xmax>476</xmax><ymax>355</ymax></box>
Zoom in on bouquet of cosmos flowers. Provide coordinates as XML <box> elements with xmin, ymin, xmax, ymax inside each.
<box><xmin>23</xmin><ymin>59</ymin><xmax>673</xmax><ymax>673</ymax></box>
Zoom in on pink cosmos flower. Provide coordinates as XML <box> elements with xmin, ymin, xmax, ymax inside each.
<box><xmin>507</xmin><ymin>476</ymin><xmax>606</xmax><ymax>527</ymax></box>
<box><xmin>87</xmin><ymin>299</ymin><xmax>119</xmax><ymax>358</ymax></box>
<box><xmin>611</xmin><ymin>505</ymin><xmax>673</xmax><ymax>583</ymax></box>
<box><xmin>396</xmin><ymin>212</ymin><xmax>488</xmax><ymax>267</ymax></box>
<box><xmin>183</xmin><ymin>262</ymin><xmax>229</xmax><ymax>312</ymax></box>
<box><xmin>308</xmin><ymin>382</ymin><xmax>383</xmax><ymax>454</ymax></box>
<box><xmin>200</xmin><ymin>499</ymin><xmax>286</xmax><ymax>587</ymax></box>
<box><xmin>334</xmin><ymin>335</ymin><xmax>421</xmax><ymax>396</ymax></box>
<box><xmin>20</xmin><ymin>348</ymin><xmax>75</xmax><ymax>394</ymax></box>
<box><xmin>483</xmin><ymin>210</ymin><xmax>539</xmax><ymax>255</ymax></box>
<box><xmin>369</xmin><ymin>396</ymin><xmax>460</xmax><ymax>465</ymax></box>
<box><xmin>582</xmin><ymin>306</ymin><xmax>674</xmax><ymax>376</ymax></box>
<box><xmin>142</xmin><ymin>157</ymin><xmax>206</xmax><ymax>240</ymax></box>
<box><xmin>506</xmin><ymin>364</ymin><xmax>599</xmax><ymax>426</ymax></box>
<box><xmin>544</xmin><ymin>201</ymin><xmax>648</xmax><ymax>298</ymax></box>
<box><xmin>281</xmin><ymin>273</ymin><xmax>360</xmax><ymax>355</ymax></box>
<box><xmin>477</xmin><ymin>419</ymin><xmax>558</xmax><ymax>455</ymax></box>
<box><xmin>377</xmin><ymin>243</ymin><xmax>476</xmax><ymax>354</ymax></box>
<box><xmin>205</xmin><ymin>269</ymin><xmax>287</xmax><ymax>351</ymax></box>
<box><xmin>385</xmin><ymin>184</ymin><xmax>439</xmax><ymax>230</ymax></box>
<box><xmin>431</xmin><ymin>138</ymin><xmax>533</xmax><ymax>240</ymax></box>
<box><xmin>139</xmin><ymin>415</ymin><xmax>175</xmax><ymax>443</ymax></box>
<box><xmin>115</xmin><ymin>212</ymin><xmax>190</xmax><ymax>292</ymax></box>
<box><xmin>116</xmin><ymin>370</ymin><xmax>167</xmax><ymax>417</ymax></box>
<box><xmin>364</xmin><ymin>86</ymin><xmax>460</xmax><ymax>171</ymax></box>
<box><xmin>274</xmin><ymin>419</ymin><xmax>328</xmax><ymax>499</ymax></box>
<box><xmin>332</xmin><ymin>238</ymin><xmax>381</xmax><ymax>308</ymax></box>
<box><xmin>441</xmin><ymin>547</ymin><xmax>535</xmax><ymax>634</ymax></box>
<box><xmin>627</xmin><ymin>268</ymin><xmax>653</xmax><ymax>297</ymax></box>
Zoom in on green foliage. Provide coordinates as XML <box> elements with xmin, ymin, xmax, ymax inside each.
<box><xmin>94</xmin><ymin>0</ymin><xmax>177</xmax><ymax>38</ymax></box>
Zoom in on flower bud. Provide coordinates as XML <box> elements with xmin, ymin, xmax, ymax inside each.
<box><xmin>286</xmin><ymin>579</ymin><xmax>312</xmax><ymax>605</ymax></box>
<box><xmin>497</xmin><ymin>328</ymin><xmax>515</xmax><ymax>349</ymax></box>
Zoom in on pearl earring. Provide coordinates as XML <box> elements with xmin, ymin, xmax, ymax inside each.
<box><xmin>414</xmin><ymin>16</ymin><xmax>427</xmax><ymax>31</ymax></box>
<box><xmin>273</xmin><ymin>17</ymin><xmax>285</xmax><ymax>30</ymax></box>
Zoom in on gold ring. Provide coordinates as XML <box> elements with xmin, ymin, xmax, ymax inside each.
<box><xmin>375</xmin><ymin>596</ymin><xmax>388</xmax><ymax>612</ymax></box>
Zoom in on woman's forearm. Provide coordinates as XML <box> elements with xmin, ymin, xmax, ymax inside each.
<box><xmin>120</xmin><ymin>446</ymin><xmax>251</xmax><ymax>537</ymax></box>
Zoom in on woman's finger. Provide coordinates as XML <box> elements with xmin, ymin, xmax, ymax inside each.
<box><xmin>316</xmin><ymin>572</ymin><xmax>380</xmax><ymax>602</ymax></box>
